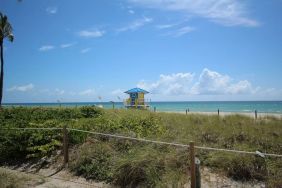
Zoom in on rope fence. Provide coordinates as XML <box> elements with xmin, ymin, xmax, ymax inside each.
<box><xmin>68</xmin><ymin>128</ymin><xmax>190</xmax><ymax>148</ymax></box>
<box><xmin>195</xmin><ymin>146</ymin><xmax>282</xmax><ymax>157</ymax></box>
<box><xmin>0</xmin><ymin>127</ymin><xmax>63</xmax><ymax>131</ymax></box>
<box><xmin>1</xmin><ymin>127</ymin><xmax>282</xmax><ymax>157</ymax></box>
<box><xmin>1</xmin><ymin>126</ymin><xmax>282</xmax><ymax>188</ymax></box>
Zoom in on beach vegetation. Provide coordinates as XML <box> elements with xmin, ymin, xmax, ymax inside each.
<box><xmin>0</xmin><ymin>107</ymin><xmax>281</xmax><ymax>187</ymax></box>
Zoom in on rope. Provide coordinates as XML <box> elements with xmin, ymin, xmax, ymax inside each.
<box><xmin>1</xmin><ymin>127</ymin><xmax>282</xmax><ymax>158</ymax></box>
<box><xmin>67</xmin><ymin>128</ymin><xmax>282</xmax><ymax>158</ymax></box>
<box><xmin>67</xmin><ymin>128</ymin><xmax>189</xmax><ymax>148</ymax></box>
<box><xmin>195</xmin><ymin>146</ymin><xmax>282</xmax><ymax>157</ymax></box>
<box><xmin>0</xmin><ymin>127</ymin><xmax>62</xmax><ymax>130</ymax></box>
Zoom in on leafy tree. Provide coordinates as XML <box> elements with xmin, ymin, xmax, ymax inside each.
<box><xmin>0</xmin><ymin>13</ymin><xmax>14</xmax><ymax>107</ymax></box>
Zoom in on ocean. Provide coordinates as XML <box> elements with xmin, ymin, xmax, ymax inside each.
<box><xmin>3</xmin><ymin>101</ymin><xmax>282</xmax><ymax>114</ymax></box>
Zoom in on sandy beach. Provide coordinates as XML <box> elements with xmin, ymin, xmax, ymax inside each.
<box><xmin>160</xmin><ymin>111</ymin><xmax>282</xmax><ymax>119</ymax></box>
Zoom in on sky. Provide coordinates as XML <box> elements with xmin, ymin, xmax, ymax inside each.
<box><xmin>1</xmin><ymin>0</ymin><xmax>282</xmax><ymax>103</ymax></box>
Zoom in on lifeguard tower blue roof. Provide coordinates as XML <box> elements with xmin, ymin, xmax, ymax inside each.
<box><xmin>124</xmin><ymin>88</ymin><xmax>149</xmax><ymax>94</ymax></box>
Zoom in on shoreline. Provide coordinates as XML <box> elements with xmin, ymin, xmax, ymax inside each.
<box><xmin>158</xmin><ymin>111</ymin><xmax>282</xmax><ymax>118</ymax></box>
<box><xmin>2</xmin><ymin>104</ymin><xmax>282</xmax><ymax>118</ymax></box>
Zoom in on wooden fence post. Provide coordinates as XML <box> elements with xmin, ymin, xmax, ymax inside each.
<box><xmin>63</xmin><ymin>125</ymin><xmax>69</xmax><ymax>167</ymax></box>
<box><xmin>186</xmin><ymin>109</ymin><xmax>188</xmax><ymax>115</ymax></box>
<box><xmin>195</xmin><ymin>157</ymin><xmax>201</xmax><ymax>188</ymax></box>
<box><xmin>217</xmin><ymin>109</ymin><xmax>219</xmax><ymax>116</ymax></box>
<box><xmin>190</xmin><ymin>141</ymin><xmax>196</xmax><ymax>188</ymax></box>
<box><xmin>255</xmin><ymin>110</ymin><xmax>257</xmax><ymax>120</ymax></box>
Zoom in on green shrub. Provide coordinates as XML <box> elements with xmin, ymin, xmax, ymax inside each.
<box><xmin>0</xmin><ymin>130</ymin><xmax>29</xmax><ymax>163</ymax></box>
<box><xmin>0</xmin><ymin>129</ymin><xmax>62</xmax><ymax>163</ymax></box>
<box><xmin>70</xmin><ymin>141</ymin><xmax>114</xmax><ymax>182</ymax></box>
<box><xmin>120</xmin><ymin>113</ymin><xmax>163</xmax><ymax>137</ymax></box>
<box><xmin>80</xmin><ymin>106</ymin><xmax>103</xmax><ymax>118</ymax></box>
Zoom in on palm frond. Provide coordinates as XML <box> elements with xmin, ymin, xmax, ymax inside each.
<box><xmin>0</xmin><ymin>12</ymin><xmax>13</xmax><ymax>42</ymax></box>
<box><xmin>3</xmin><ymin>22</ymin><xmax>13</xmax><ymax>35</ymax></box>
<box><xmin>7</xmin><ymin>34</ymin><xmax>13</xmax><ymax>42</ymax></box>
<box><xmin>1</xmin><ymin>15</ymin><xmax>7</xmax><ymax>29</ymax></box>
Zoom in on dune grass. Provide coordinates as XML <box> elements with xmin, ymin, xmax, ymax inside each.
<box><xmin>0</xmin><ymin>107</ymin><xmax>281</xmax><ymax>187</ymax></box>
<box><xmin>0</xmin><ymin>167</ymin><xmax>45</xmax><ymax>188</ymax></box>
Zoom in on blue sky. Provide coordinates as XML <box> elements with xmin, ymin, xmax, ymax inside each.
<box><xmin>2</xmin><ymin>0</ymin><xmax>282</xmax><ymax>102</ymax></box>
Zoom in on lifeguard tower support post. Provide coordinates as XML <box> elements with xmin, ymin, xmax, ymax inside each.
<box><xmin>124</xmin><ymin>88</ymin><xmax>150</xmax><ymax>109</ymax></box>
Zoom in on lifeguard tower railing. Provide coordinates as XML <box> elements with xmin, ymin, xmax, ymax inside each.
<box><xmin>123</xmin><ymin>98</ymin><xmax>150</xmax><ymax>109</ymax></box>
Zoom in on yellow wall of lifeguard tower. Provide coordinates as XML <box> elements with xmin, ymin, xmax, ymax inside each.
<box><xmin>138</xmin><ymin>93</ymin><xmax>144</xmax><ymax>105</ymax></box>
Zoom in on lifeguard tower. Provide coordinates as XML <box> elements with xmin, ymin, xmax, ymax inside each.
<box><xmin>124</xmin><ymin>88</ymin><xmax>150</xmax><ymax>109</ymax></box>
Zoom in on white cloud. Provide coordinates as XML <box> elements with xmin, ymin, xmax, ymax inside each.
<box><xmin>156</xmin><ymin>23</ymin><xmax>178</xmax><ymax>29</ymax></box>
<box><xmin>80</xmin><ymin>48</ymin><xmax>91</xmax><ymax>53</ymax></box>
<box><xmin>166</xmin><ymin>26</ymin><xmax>195</xmax><ymax>37</ymax></box>
<box><xmin>129</xmin><ymin>0</ymin><xmax>259</xmax><ymax>27</ymax></box>
<box><xmin>175</xmin><ymin>26</ymin><xmax>195</xmax><ymax>36</ymax></box>
<box><xmin>129</xmin><ymin>10</ymin><xmax>135</xmax><ymax>14</ymax></box>
<box><xmin>46</xmin><ymin>7</ymin><xmax>57</xmax><ymax>14</ymax></box>
<box><xmin>137</xmin><ymin>69</ymin><xmax>259</xmax><ymax>96</ymax></box>
<box><xmin>38</xmin><ymin>88</ymin><xmax>65</xmax><ymax>96</ymax></box>
<box><xmin>191</xmin><ymin>69</ymin><xmax>256</xmax><ymax>95</ymax></box>
<box><xmin>117</xmin><ymin>17</ymin><xmax>153</xmax><ymax>32</ymax></box>
<box><xmin>60</xmin><ymin>43</ymin><xmax>75</xmax><ymax>48</ymax></box>
<box><xmin>227</xmin><ymin>80</ymin><xmax>254</xmax><ymax>94</ymax></box>
<box><xmin>138</xmin><ymin>73</ymin><xmax>194</xmax><ymax>95</ymax></box>
<box><xmin>39</xmin><ymin>45</ymin><xmax>55</xmax><ymax>51</ymax></box>
<box><xmin>157</xmin><ymin>21</ymin><xmax>195</xmax><ymax>37</ymax></box>
<box><xmin>79</xmin><ymin>89</ymin><xmax>95</xmax><ymax>96</ymax></box>
<box><xmin>78</xmin><ymin>30</ymin><xmax>105</xmax><ymax>38</ymax></box>
<box><xmin>191</xmin><ymin>68</ymin><xmax>231</xmax><ymax>95</ymax></box>
<box><xmin>8</xmin><ymin>84</ymin><xmax>34</xmax><ymax>92</ymax></box>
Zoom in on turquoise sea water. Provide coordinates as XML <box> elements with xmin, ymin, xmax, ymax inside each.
<box><xmin>3</xmin><ymin>101</ymin><xmax>282</xmax><ymax>114</ymax></box>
